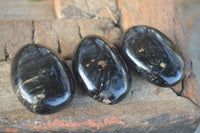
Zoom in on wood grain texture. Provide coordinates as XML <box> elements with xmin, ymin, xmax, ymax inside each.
<box><xmin>34</xmin><ymin>19</ymin><xmax>121</xmax><ymax>59</ymax></box>
<box><xmin>54</xmin><ymin>0</ymin><xmax>119</xmax><ymax>23</ymax></box>
<box><xmin>118</xmin><ymin>0</ymin><xmax>199</xmax><ymax>105</ymax></box>
<box><xmin>0</xmin><ymin>0</ymin><xmax>55</xmax><ymax>20</ymax></box>
<box><xmin>0</xmin><ymin>19</ymin><xmax>121</xmax><ymax>61</ymax></box>
<box><xmin>0</xmin><ymin>20</ymin><xmax>33</xmax><ymax>61</ymax></box>
<box><xmin>0</xmin><ymin>61</ymin><xmax>200</xmax><ymax>132</ymax></box>
<box><xmin>0</xmin><ymin>42</ymin><xmax>5</xmax><ymax>61</ymax></box>
<box><xmin>0</xmin><ymin>0</ymin><xmax>199</xmax><ymax>132</ymax></box>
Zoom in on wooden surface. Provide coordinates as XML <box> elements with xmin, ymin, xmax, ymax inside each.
<box><xmin>117</xmin><ymin>0</ymin><xmax>200</xmax><ymax>106</ymax></box>
<box><xmin>0</xmin><ymin>60</ymin><xmax>200</xmax><ymax>132</ymax></box>
<box><xmin>0</xmin><ymin>0</ymin><xmax>55</xmax><ymax>20</ymax></box>
<box><xmin>0</xmin><ymin>0</ymin><xmax>199</xmax><ymax>132</ymax></box>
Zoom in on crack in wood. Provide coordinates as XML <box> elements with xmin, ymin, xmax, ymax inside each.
<box><xmin>4</xmin><ymin>44</ymin><xmax>9</xmax><ymax>61</ymax></box>
<box><xmin>114</xmin><ymin>0</ymin><xmax>123</xmax><ymax>33</ymax></box>
<box><xmin>180</xmin><ymin>76</ymin><xmax>186</xmax><ymax>95</ymax></box>
<box><xmin>31</xmin><ymin>21</ymin><xmax>35</xmax><ymax>44</ymax></box>
<box><xmin>57</xmin><ymin>35</ymin><xmax>62</xmax><ymax>54</ymax></box>
<box><xmin>77</xmin><ymin>25</ymin><xmax>83</xmax><ymax>39</ymax></box>
<box><xmin>83</xmin><ymin>11</ymin><xmax>97</xmax><ymax>19</ymax></box>
<box><xmin>82</xmin><ymin>9</ymin><xmax>118</xmax><ymax>25</ymax></box>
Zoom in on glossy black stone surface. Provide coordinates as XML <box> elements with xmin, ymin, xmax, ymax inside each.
<box><xmin>11</xmin><ymin>44</ymin><xmax>74</xmax><ymax>114</ymax></box>
<box><xmin>73</xmin><ymin>36</ymin><xmax>131</xmax><ymax>104</ymax></box>
<box><xmin>121</xmin><ymin>26</ymin><xmax>185</xmax><ymax>87</ymax></box>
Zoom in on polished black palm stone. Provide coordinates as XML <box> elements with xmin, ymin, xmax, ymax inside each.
<box><xmin>121</xmin><ymin>26</ymin><xmax>185</xmax><ymax>87</ymax></box>
<box><xmin>11</xmin><ymin>44</ymin><xmax>74</xmax><ymax>114</ymax></box>
<box><xmin>73</xmin><ymin>36</ymin><xmax>131</xmax><ymax>104</ymax></box>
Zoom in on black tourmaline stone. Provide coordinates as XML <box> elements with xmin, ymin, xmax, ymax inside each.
<box><xmin>11</xmin><ymin>44</ymin><xmax>74</xmax><ymax>114</ymax></box>
<box><xmin>121</xmin><ymin>26</ymin><xmax>185</xmax><ymax>87</ymax></box>
<box><xmin>73</xmin><ymin>36</ymin><xmax>131</xmax><ymax>104</ymax></box>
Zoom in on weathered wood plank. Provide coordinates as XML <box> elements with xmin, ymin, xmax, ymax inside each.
<box><xmin>0</xmin><ymin>61</ymin><xmax>199</xmax><ymax>132</ymax></box>
<box><xmin>54</xmin><ymin>0</ymin><xmax>119</xmax><ymax>23</ymax></box>
<box><xmin>0</xmin><ymin>20</ymin><xmax>33</xmax><ymax>61</ymax></box>
<box><xmin>118</xmin><ymin>0</ymin><xmax>199</xmax><ymax>105</ymax></box>
<box><xmin>0</xmin><ymin>19</ymin><xmax>121</xmax><ymax>61</ymax></box>
<box><xmin>0</xmin><ymin>0</ymin><xmax>55</xmax><ymax>20</ymax></box>
<box><xmin>76</xmin><ymin>19</ymin><xmax>121</xmax><ymax>44</ymax></box>
<box><xmin>0</xmin><ymin>0</ymin><xmax>199</xmax><ymax>132</ymax></box>
<box><xmin>34</xmin><ymin>19</ymin><xmax>120</xmax><ymax>59</ymax></box>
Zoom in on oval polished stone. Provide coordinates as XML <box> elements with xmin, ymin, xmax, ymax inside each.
<box><xmin>73</xmin><ymin>36</ymin><xmax>131</xmax><ymax>104</ymax></box>
<box><xmin>121</xmin><ymin>26</ymin><xmax>185</xmax><ymax>87</ymax></box>
<box><xmin>11</xmin><ymin>44</ymin><xmax>74</xmax><ymax>114</ymax></box>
